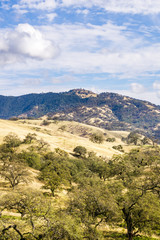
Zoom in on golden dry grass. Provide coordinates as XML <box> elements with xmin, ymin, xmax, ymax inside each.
<box><xmin>0</xmin><ymin>119</ymin><xmax>134</xmax><ymax>158</ymax></box>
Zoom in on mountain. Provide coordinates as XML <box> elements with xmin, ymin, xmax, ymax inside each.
<box><xmin>0</xmin><ymin>89</ymin><xmax>160</xmax><ymax>139</ymax></box>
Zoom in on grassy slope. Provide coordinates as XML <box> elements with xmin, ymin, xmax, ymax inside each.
<box><xmin>0</xmin><ymin>119</ymin><xmax>132</xmax><ymax>158</ymax></box>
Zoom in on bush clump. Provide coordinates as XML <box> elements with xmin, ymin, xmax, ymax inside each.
<box><xmin>112</xmin><ymin>145</ymin><xmax>124</xmax><ymax>152</ymax></box>
<box><xmin>73</xmin><ymin>146</ymin><xmax>87</xmax><ymax>157</ymax></box>
<box><xmin>90</xmin><ymin>132</ymin><xmax>104</xmax><ymax>144</ymax></box>
<box><xmin>3</xmin><ymin>133</ymin><xmax>21</xmax><ymax>148</ymax></box>
<box><xmin>106</xmin><ymin>137</ymin><xmax>116</xmax><ymax>142</ymax></box>
<box><xmin>23</xmin><ymin>133</ymin><xmax>37</xmax><ymax>144</ymax></box>
<box><xmin>41</xmin><ymin>120</ymin><xmax>51</xmax><ymax>126</ymax></box>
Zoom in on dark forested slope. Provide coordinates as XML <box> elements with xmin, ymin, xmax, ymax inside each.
<box><xmin>0</xmin><ymin>89</ymin><xmax>160</xmax><ymax>139</ymax></box>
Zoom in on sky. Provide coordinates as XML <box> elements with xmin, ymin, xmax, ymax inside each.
<box><xmin>0</xmin><ymin>0</ymin><xmax>160</xmax><ymax>105</ymax></box>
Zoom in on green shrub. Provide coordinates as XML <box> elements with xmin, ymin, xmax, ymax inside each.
<box><xmin>55</xmin><ymin>148</ymin><xmax>69</xmax><ymax>157</ymax></box>
<box><xmin>106</xmin><ymin>137</ymin><xmax>116</xmax><ymax>142</ymax></box>
<box><xmin>3</xmin><ymin>133</ymin><xmax>21</xmax><ymax>148</ymax></box>
<box><xmin>73</xmin><ymin>146</ymin><xmax>87</xmax><ymax>157</ymax></box>
<box><xmin>112</xmin><ymin>145</ymin><xmax>124</xmax><ymax>152</ymax></box>
<box><xmin>9</xmin><ymin>117</ymin><xmax>19</xmax><ymax>121</ymax></box>
<box><xmin>41</xmin><ymin>120</ymin><xmax>51</xmax><ymax>126</ymax></box>
<box><xmin>18</xmin><ymin>151</ymin><xmax>42</xmax><ymax>170</ymax></box>
<box><xmin>58</xmin><ymin>125</ymin><xmax>66</xmax><ymax>131</ymax></box>
<box><xmin>90</xmin><ymin>132</ymin><xmax>104</xmax><ymax>144</ymax></box>
<box><xmin>23</xmin><ymin>133</ymin><xmax>37</xmax><ymax>144</ymax></box>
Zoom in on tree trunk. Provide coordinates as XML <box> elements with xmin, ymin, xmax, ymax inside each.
<box><xmin>127</xmin><ymin>222</ymin><xmax>133</xmax><ymax>240</ymax></box>
<box><xmin>51</xmin><ymin>188</ymin><xmax>55</xmax><ymax>197</ymax></box>
<box><xmin>122</xmin><ymin>208</ymin><xmax>133</xmax><ymax>240</ymax></box>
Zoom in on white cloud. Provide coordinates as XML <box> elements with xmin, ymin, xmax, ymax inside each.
<box><xmin>11</xmin><ymin>0</ymin><xmax>160</xmax><ymax>15</ymax></box>
<box><xmin>41</xmin><ymin>22</ymin><xmax>135</xmax><ymax>54</ymax></box>
<box><xmin>13</xmin><ymin>0</ymin><xmax>57</xmax><ymax>11</ymax></box>
<box><xmin>61</xmin><ymin>0</ymin><xmax>160</xmax><ymax>15</ymax></box>
<box><xmin>0</xmin><ymin>23</ymin><xmax>59</xmax><ymax>65</ymax></box>
<box><xmin>23</xmin><ymin>78</ymin><xmax>42</xmax><ymax>86</ymax></box>
<box><xmin>1</xmin><ymin>22</ymin><xmax>160</xmax><ymax>77</ymax></box>
<box><xmin>46</xmin><ymin>13</ymin><xmax>57</xmax><ymax>21</ymax></box>
<box><xmin>130</xmin><ymin>83</ymin><xmax>145</xmax><ymax>94</ymax></box>
<box><xmin>1</xmin><ymin>21</ymin><xmax>160</xmax><ymax>75</ymax></box>
<box><xmin>114</xmin><ymin>89</ymin><xmax>160</xmax><ymax>105</ymax></box>
<box><xmin>52</xmin><ymin>74</ymin><xmax>80</xmax><ymax>84</ymax></box>
<box><xmin>1</xmin><ymin>22</ymin><xmax>160</xmax><ymax>101</ymax></box>
<box><xmin>0</xmin><ymin>0</ymin><xmax>10</xmax><ymax>10</ymax></box>
<box><xmin>76</xmin><ymin>9</ymin><xmax>90</xmax><ymax>15</ymax></box>
<box><xmin>36</xmin><ymin>23</ymin><xmax>160</xmax><ymax>75</ymax></box>
<box><xmin>153</xmin><ymin>81</ymin><xmax>160</xmax><ymax>98</ymax></box>
<box><xmin>153</xmin><ymin>81</ymin><xmax>160</xmax><ymax>90</ymax></box>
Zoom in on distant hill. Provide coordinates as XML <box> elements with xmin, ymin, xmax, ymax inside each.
<box><xmin>0</xmin><ymin>89</ymin><xmax>160</xmax><ymax>139</ymax></box>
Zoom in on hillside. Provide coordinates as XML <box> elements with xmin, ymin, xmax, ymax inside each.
<box><xmin>0</xmin><ymin>119</ymin><xmax>132</xmax><ymax>158</ymax></box>
<box><xmin>0</xmin><ymin>89</ymin><xmax>160</xmax><ymax>139</ymax></box>
<box><xmin>0</xmin><ymin>119</ymin><xmax>159</xmax><ymax>240</ymax></box>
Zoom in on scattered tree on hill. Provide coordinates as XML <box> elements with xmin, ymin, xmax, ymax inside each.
<box><xmin>39</xmin><ymin>153</ymin><xmax>71</xmax><ymax>196</ymax></box>
<box><xmin>9</xmin><ymin>117</ymin><xmax>19</xmax><ymax>121</ymax></box>
<box><xmin>150</xmin><ymin>136</ymin><xmax>159</xmax><ymax>146</ymax></box>
<box><xmin>0</xmin><ymin>161</ymin><xmax>32</xmax><ymax>189</ymax></box>
<box><xmin>112</xmin><ymin>145</ymin><xmax>124</xmax><ymax>152</ymax></box>
<box><xmin>58</xmin><ymin>125</ymin><xmax>67</xmax><ymax>131</ymax></box>
<box><xmin>68</xmin><ymin>178</ymin><xmax>120</xmax><ymax>239</ymax></box>
<box><xmin>41</xmin><ymin>120</ymin><xmax>51</xmax><ymax>126</ymax></box>
<box><xmin>0</xmin><ymin>189</ymin><xmax>48</xmax><ymax>218</ymax></box>
<box><xmin>141</xmin><ymin>136</ymin><xmax>151</xmax><ymax>145</ymax></box>
<box><xmin>108</xmin><ymin>149</ymin><xmax>160</xmax><ymax>240</ymax></box>
<box><xmin>23</xmin><ymin>133</ymin><xmax>37</xmax><ymax>144</ymax></box>
<box><xmin>87</xmin><ymin>155</ymin><xmax>110</xmax><ymax>181</ymax></box>
<box><xmin>36</xmin><ymin>139</ymin><xmax>49</xmax><ymax>151</ymax></box>
<box><xmin>0</xmin><ymin>188</ymin><xmax>82</xmax><ymax>239</ymax></box>
<box><xmin>55</xmin><ymin>148</ymin><xmax>69</xmax><ymax>158</ymax></box>
<box><xmin>126</xmin><ymin>132</ymin><xmax>140</xmax><ymax>145</ymax></box>
<box><xmin>3</xmin><ymin>133</ymin><xmax>21</xmax><ymax>148</ymax></box>
<box><xmin>106</xmin><ymin>137</ymin><xmax>115</xmax><ymax>142</ymax></box>
<box><xmin>73</xmin><ymin>146</ymin><xmax>87</xmax><ymax>158</ymax></box>
<box><xmin>90</xmin><ymin>132</ymin><xmax>104</xmax><ymax>144</ymax></box>
<box><xmin>0</xmin><ymin>130</ymin><xmax>159</xmax><ymax>240</ymax></box>
<box><xmin>0</xmin><ymin>140</ymin><xmax>33</xmax><ymax>189</ymax></box>
<box><xmin>0</xmin><ymin>190</ymin><xmax>52</xmax><ymax>239</ymax></box>
<box><xmin>18</xmin><ymin>150</ymin><xmax>42</xmax><ymax>170</ymax></box>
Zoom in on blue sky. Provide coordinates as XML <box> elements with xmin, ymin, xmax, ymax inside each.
<box><xmin>0</xmin><ymin>0</ymin><xmax>160</xmax><ymax>104</ymax></box>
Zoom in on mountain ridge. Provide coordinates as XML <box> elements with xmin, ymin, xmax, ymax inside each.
<box><xmin>0</xmin><ymin>89</ymin><xmax>160</xmax><ymax>139</ymax></box>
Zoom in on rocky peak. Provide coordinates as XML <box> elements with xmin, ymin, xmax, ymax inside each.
<box><xmin>68</xmin><ymin>89</ymin><xmax>97</xmax><ymax>98</ymax></box>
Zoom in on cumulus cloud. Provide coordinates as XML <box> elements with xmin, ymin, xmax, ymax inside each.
<box><xmin>0</xmin><ymin>23</ymin><xmax>59</xmax><ymax>65</ymax></box>
<box><xmin>1</xmin><ymin>22</ymin><xmax>160</xmax><ymax>100</ymax></box>
<box><xmin>1</xmin><ymin>22</ymin><xmax>160</xmax><ymax>76</ymax></box>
